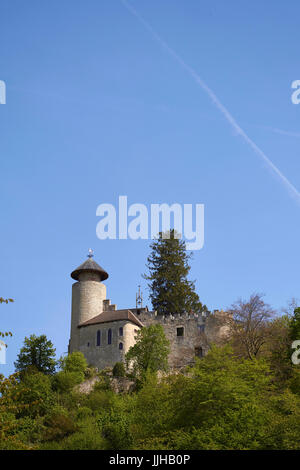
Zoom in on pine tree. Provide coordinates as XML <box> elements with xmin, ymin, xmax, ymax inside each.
<box><xmin>143</xmin><ymin>230</ymin><xmax>206</xmax><ymax>315</ymax></box>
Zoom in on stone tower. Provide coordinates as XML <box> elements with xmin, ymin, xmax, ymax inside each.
<box><xmin>69</xmin><ymin>250</ymin><xmax>108</xmax><ymax>352</ymax></box>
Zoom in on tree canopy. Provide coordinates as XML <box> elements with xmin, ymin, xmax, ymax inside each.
<box><xmin>125</xmin><ymin>324</ymin><xmax>170</xmax><ymax>377</ymax></box>
<box><xmin>228</xmin><ymin>293</ymin><xmax>276</xmax><ymax>360</ymax></box>
<box><xmin>14</xmin><ymin>334</ymin><xmax>57</xmax><ymax>375</ymax></box>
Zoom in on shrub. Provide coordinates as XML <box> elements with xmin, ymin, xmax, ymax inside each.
<box><xmin>84</xmin><ymin>366</ymin><xmax>98</xmax><ymax>379</ymax></box>
<box><xmin>58</xmin><ymin>419</ymin><xmax>106</xmax><ymax>450</ymax></box>
<box><xmin>43</xmin><ymin>410</ymin><xmax>78</xmax><ymax>441</ymax></box>
<box><xmin>94</xmin><ymin>374</ymin><xmax>111</xmax><ymax>391</ymax></box>
<box><xmin>85</xmin><ymin>390</ymin><xmax>113</xmax><ymax>413</ymax></box>
<box><xmin>59</xmin><ymin>351</ymin><xmax>87</xmax><ymax>375</ymax></box>
<box><xmin>97</xmin><ymin>408</ymin><xmax>133</xmax><ymax>449</ymax></box>
<box><xmin>14</xmin><ymin>371</ymin><xmax>55</xmax><ymax>418</ymax></box>
<box><xmin>76</xmin><ymin>406</ymin><xmax>92</xmax><ymax>420</ymax></box>
<box><xmin>113</xmin><ymin>362</ymin><xmax>125</xmax><ymax>377</ymax></box>
<box><xmin>52</xmin><ymin>370</ymin><xmax>84</xmax><ymax>393</ymax></box>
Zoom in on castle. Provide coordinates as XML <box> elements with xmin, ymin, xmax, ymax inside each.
<box><xmin>69</xmin><ymin>251</ymin><xmax>230</xmax><ymax>370</ymax></box>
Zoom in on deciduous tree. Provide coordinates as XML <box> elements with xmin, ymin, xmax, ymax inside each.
<box><xmin>125</xmin><ymin>324</ymin><xmax>170</xmax><ymax>377</ymax></box>
<box><xmin>14</xmin><ymin>334</ymin><xmax>57</xmax><ymax>375</ymax></box>
<box><xmin>228</xmin><ymin>293</ymin><xmax>276</xmax><ymax>360</ymax></box>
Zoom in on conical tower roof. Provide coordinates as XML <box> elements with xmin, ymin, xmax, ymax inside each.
<box><xmin>71</xmin><ymin>250</ymin><xmax>109</xmax><ymax>281</ymax></box>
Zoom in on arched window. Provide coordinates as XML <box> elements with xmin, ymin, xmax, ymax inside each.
<box><xmin>119</xmin><ymin>327</ymin><xmax>123</xmax><ymax>337</ymax></box>
<box><xmin>108</xmin><ymin>328</ymin><xmax>112</xmax><ymax>345</ymax></box>
<box><xmin>96</xmin><ymin>330</ymin><xmax>101</xmax><ymax>346</ymax></box>
<box><xmin>119</xmin><ymin>342</ymin><xmax>123</xmax><ymax>350</ymax></box>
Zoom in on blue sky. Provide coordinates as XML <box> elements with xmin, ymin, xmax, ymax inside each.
<box><xmin>1</xmin><ymin>0</ymin><xmax>300</xmax><ymax>375</ymax></box>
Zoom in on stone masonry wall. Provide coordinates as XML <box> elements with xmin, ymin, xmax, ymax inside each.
<box><xmin>135</xmin><ymin>310</ymin><xmax>230</xmax><ymax>368</ymax></box>
<box><xmin>78</xmin><ymin>320</ymin><xmax>141</xmax><ymax>370</ymax></box>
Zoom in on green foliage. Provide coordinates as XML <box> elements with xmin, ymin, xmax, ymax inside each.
<box><xmin>52</xmin><ymin>370</ymin><xmax>84</xmax><ymax>393</ymax></box>
<box><xmin>0</xmin><ymin>297</ymin><xmax>13</xmax><ymax>342</ymax></box>
<box><xmin>76</xmin><ymin>406</ymin><xmax>92</xmax><ymax>420</ymax></box>
<box><xmin>2</xmin><ymin>327</ymin><xmax>300</xmax><ymax>450</ymax></box>
<box><xmin>43</xmin><ymin>408</ymin><xmax>78</xmax><ymax>441</ymax></box>
<box><xmin>290</xmin><ymin>307</ymin><xmax>300</xmax><ymax>341</ymax></box>
<box><xmin>52</xmin><ymin>352</ymin><xmax>88</xmax><ymax>392</ymax></box>
<box><xmin>125</xmin><ymin>324</ymin><xmax>170</xmax><ymax>377</ymax></box>
<box><xmin>289</xmin><ymin>369</ymin><xmax>300</xmax><ymax>395</ymax></box>
<box><xmin>144</xmin><ymin>230</ymin><xmax>206</xmax><ymax>315</ymax></box>
<box><xmin>14</xmin><ymin>334</ymin><xmax>57</xmax><ymax>375</ymax></box>
<box><xmin>59</xmin><ymin>351</ymin><xmax>88</xmax><ymax>375</ymax></box>
<box><xmin>14</xmin><ymin>369</ymin><xmax>55</xmax><ymax>418</ymax></box>
<box><xmin>94</xmin><ymin>373</ymin><xmax>112</xmax><ymax>391</ymax></box>
<box><xmin>97</xmin><ymin>397</ymin><xmax>133</xmax><ymax>450</ymax></box>
<box><xmin>112</xmin><ymin>362</ymin><xmax>125</xmax><ymax>377</ymax></box>
<box><xmin>0</xmin><ymin>297</ymin><xmax>14</xmax><ymax>304</ymax></box>
<box><xmin>40</xmin><ymin>417</ymin><xmax>106</xmax><ymax>450</ymax></box>
<box><xmin>84</xmin><ymin>389</ymin><xmax>113</xmax><ymax>413</ymax></box>
<box><xmin>266</xmin><ymin>315</ymin><xmax>293</xmax><ymax>384</ymax></box>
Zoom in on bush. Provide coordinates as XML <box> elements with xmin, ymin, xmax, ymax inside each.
<box><xmin>43</xmin><ymin>410</ymin><xmax>78</xmax><ymax>441</ymax></box>
<box><xmin>97</xmin><ymin>409</ymin><xmax>133</xmax><ymax>449</ymax></box>
<box><xmin>59</xmin><ymin>351</ymin><xmax>87</xmax><ymax>375</ymax></box>
<box><xmin>76</xmin><ymin>406</ymin><xmax>92</xmax><ymax>420</ymax></box>
<box><xmin>14</xmin><ymin>371</ymin><xmax>55</xmax><ymax>418</ymax></box>
<box><xmin>94</xmin><ymin>374</ymin><xmax>111</xmax><ymax>391</ymax></box>
<box><xmin>52</xmin><ymin>370</ymin><xmax>84</xmax><ymax>393</ymax></box>
<box><xmin>84</xmin><ymin>366</ymin><xmax>98</xmax><ymax>379</ymax></box>
<box><xmin>113</xmin><ymin>362</ymin><xmax>125</xmax><ymax>377</ymax></box>
<box><xmin>85</xmin><ymin>390</ymin><xmax>113</xmax><ymax>413</ymax></box>
<box><xmin>57</xmin><ymin>419</ymin><xmax>106</xmax><ymax>450</ymax></box>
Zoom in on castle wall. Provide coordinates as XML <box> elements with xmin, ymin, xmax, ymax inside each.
<box><xmin>78</xmin><ymin>320</ymin><xmax>141</xmax><ymax>370</ymax></box>
<box><xmin>135</xmin><ymin>310</ymin><xmax>229</xmax><ymax>368</ymax></box>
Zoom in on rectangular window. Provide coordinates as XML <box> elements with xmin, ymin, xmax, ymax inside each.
<box><xmin>119</xmin><ymin>327</ymin><xmax>123</xmax><ymax>336</ymax></box>
<box><xmin>177</xmin><ymin>327</ymin><xmax>184</xmax><ymax>337</ymax></box>
<box><xmin>195</xmin><ymin>347</ymin><xmax>203</xmax><ymax>358</ymax></box>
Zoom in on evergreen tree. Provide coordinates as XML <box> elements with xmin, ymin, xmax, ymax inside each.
<box><xmin>290</xmin><ymin>307</ymin><xmax>300</xmax><ymax>341</ymax></box>
<box><xmin>143</xmin><ymin>230</ymin><xmax>206</xmax><ymax>315</ymax></box>
<box><xmin>14</xmin><ymin>334</ymin><xmax>57</xmax><ymax>375</ymax></box>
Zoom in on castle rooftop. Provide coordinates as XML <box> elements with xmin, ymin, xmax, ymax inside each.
<box><xmin>78</xmin><ymin>309</ymin><xmax>144</xmax><ymax>328</ymax></box>
<box><xmin>71</xmin><ymin>254</ymin><xmax>109</xmax><ymax>281</ymax></box>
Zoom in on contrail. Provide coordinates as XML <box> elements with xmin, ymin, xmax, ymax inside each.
<box><xmin>121</xmin><ymin>0</ymin><xmax>300</xmax><ymax>206</ymax></box>
<box><xmin>263</xmin><ymin>126</ymin><xmax>300</xmax><ymax>138</ymax></box>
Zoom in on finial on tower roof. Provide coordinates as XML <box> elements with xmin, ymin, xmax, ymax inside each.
<box><xmin>87</xmin><ymin>248</ymin><xmax>94</xmax><ymax>258</ymax></box>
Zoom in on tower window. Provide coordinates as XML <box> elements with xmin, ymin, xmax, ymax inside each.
<box><xmin>119</xmin><ymin>342</ymin><xmax>123</xmax><ymax>350</ymax></box>
<box><xmin>96</xmin><ymin>330</ymin><xmax>101</xmax><ymax>346</ymax></box>
<box><xmin>177</xmin><ymin>327</ymin><xmax>184</xmax><ymax>337</ymax></box>
<box><xmin>195</xmin><ymin>347</ymin><xmax>203</xmax><ymax>358</ymax></box>
<box><xmin>119</xmin><ymin>327</ymin><xmax>123</xmax><ymax>336</ymax></box>
<box><xmin>108</xmin><ymin>328</ymin><xmax>112</xmax><ymax>345</ymax></box>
